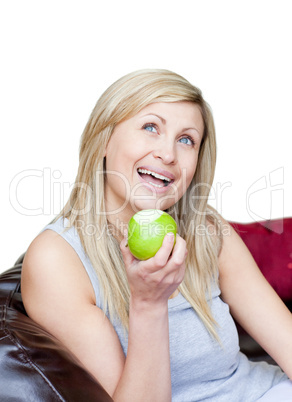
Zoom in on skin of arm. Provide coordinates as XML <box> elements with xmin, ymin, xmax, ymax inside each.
<box><xmin>218</xmin><ymin>220</ymin><xmax>292</xmax><ymax>379</ymax></box>
<box><xmin>21</xmin><ymin>230</ymin><xmax>186</xmax><ymax>401</ymax></box>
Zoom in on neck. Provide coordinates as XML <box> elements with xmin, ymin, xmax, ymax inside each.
<box><xmin>106</xmin><ymin>216</ymin><xmax>128</xmax><ymax>243</ymax></box>
<box><xmin>105</xmin><ymin>198</ymin><xmax>137</xmax><ymax>243</ymax></box>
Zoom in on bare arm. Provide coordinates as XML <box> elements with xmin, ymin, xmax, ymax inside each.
<box><xmin>218</xmin><ymin>221</ymin><xmax>292</xmax><ymax>379</ymax></box>
<box><xmin>21</xmin><ymin>230</ymin><xmax>186</xmax><ymax>401</ymax></box>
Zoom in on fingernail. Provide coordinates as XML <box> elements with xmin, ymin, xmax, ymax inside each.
<box><xmin>166</xmin><ymin>232</ymin><xmax>174</xmax><ymax>242</ymax></box>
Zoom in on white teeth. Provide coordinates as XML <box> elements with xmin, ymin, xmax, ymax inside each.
<box><xmin>137</xmin><ymin>168</ymin><xmax>171</xmax><ymax>182</ymax></box>
<box><xmin>149</xmin><ymin>182</ymin><xmax>164</xmax><ymax>188</ymax></box>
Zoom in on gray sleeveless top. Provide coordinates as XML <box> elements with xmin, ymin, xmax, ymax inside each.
<box><xmin>44</xmin><ymin>218</ymin><xmax>287</xmax><ymax>401</ymax></box>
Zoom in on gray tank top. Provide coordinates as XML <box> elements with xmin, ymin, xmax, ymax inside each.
<box><xmin>44</xmin><ymin>217</ymin><xmax>287</xmax><ymax>401</ymax></box>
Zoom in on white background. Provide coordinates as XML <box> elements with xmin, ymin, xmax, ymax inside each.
<box><xmin>1</xmin><ymin>0</ymin><xmax>291</xmax><ymax>273</ymax></box>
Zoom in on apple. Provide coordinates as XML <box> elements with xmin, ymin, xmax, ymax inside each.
<box><xmin>127</xmin><ymin>209</ymin><xmax>177</xmax><ymax>260</ymax></box>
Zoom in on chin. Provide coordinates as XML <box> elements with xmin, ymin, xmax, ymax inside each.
<box><xmin>130</xmin><ymin>198</ymin><xmax>176</xmax><ymax>213</ymax></box>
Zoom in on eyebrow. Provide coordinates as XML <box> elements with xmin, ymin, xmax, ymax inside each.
<box><xmin>142</xmin><ymin>113</ymin><xmax>166</xmax><ymax>124</ymax></box>
<box><xmin>141</xmin><ymin>113</ymin><xmax>201</xmax><ymax>135</ymax></box>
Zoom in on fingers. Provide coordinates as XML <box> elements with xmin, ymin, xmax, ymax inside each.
<box><xmin>120</xmin><ymin>229</ymin><xmax>187</xmax><ymax>279</ymax></box>
<box><xmin>120</xmin><ymin>231</ymin><xmax>187</xmax><ymax>304</ymax></box>
<box><xmin>150</xmin><ymin>232</ymin><xmax>176</xmax><ymax>268</ymax></box>
<box><xmin>154</xmin><ymin>233</ymin><xmax>186</xmax><ymax>264</ymax></box>
<box><xmin>142</xmin><ymin>233</ymin><xmax>186</xmax><ymax>279</ymax></box>
<box><xmin>149</xmin><ymin>233</ymin><xmax>186</xmax><ymax>293</ymax></box>
<box><xmin>168</xmin><ymin>234</ymin><xmax>188</xmax><ymax>266</ymax></box>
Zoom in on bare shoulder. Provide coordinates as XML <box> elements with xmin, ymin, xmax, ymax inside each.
<box><xmin>22</xmin><ymin>229</ymin><xmax>96</xmax><ymax>310</ymax></box>
<box><xmin>218</xmin><ymin>216</ymin><xmax>242</xmax><ymax>254</ymax></box>
<box><xmin>217</xmin><ymin>215</ymin><xmax>260</xmax><ymax>278</ymax></box>
<box><xmin>217</xmin><ymin>215</ymin><xmax>259</xmax><ymax>288</ymax></box>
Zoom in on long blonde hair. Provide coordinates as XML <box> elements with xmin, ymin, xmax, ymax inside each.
<box><xmin>59</xmin><ymin>69</ymin><xmax>222</xmax><ymax>339</ymax></box>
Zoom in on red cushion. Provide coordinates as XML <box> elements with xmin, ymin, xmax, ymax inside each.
<box><xmin>230</xmin><ymin>218</ymin><xmax>292</xmax><ymax>301</ymax></box>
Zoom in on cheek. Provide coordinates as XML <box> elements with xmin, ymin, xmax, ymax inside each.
<box><xmin>105</xmin><ymin>143</ymin><xmax>128</xmax><ymax>170</ymax></box>
<box><xmin>105</xmin><ymin>145</ymin><xmax>140</xmax><ymax>187</ymax></box>
<box><xmin>181</xmin><ymin>157</ymin><xmax>198</xmax><ymax>185</ymax></box>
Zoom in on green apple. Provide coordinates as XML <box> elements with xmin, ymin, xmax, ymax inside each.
<box><xmin>127</xmin><ymin>209</ymin><xmax>177</xmax><ymax>260</ymax></box>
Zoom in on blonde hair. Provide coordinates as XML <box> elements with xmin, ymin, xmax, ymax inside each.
<box><xmin>59</xmin><ymin>69</ymin><xmax>222</xmax><ymax>339</ymax></box>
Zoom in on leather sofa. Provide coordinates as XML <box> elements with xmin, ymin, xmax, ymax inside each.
<box><xmin>0</xmin><ymin>253</ymin><xmax>113</xmax><ymax>402</ymax></box>
<box><xmin>1</xmin><ymin>218</ymin><xmax>291</xmax><ymax>401</ymax></box>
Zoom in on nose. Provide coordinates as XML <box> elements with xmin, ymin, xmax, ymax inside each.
<box><xmin>152</xmin><ymin>140</ymin><xmax>177</xmax><ymax>165</ymax></box>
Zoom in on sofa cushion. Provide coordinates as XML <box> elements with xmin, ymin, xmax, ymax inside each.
<box><xmin>230</xmin><ymin>218</ymin><xmax>292</xmax><ymax>301</ymax></box>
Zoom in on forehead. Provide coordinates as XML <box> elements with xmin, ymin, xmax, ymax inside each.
<box><xmin>135</xmin><ymin>101</ymin><xmax>204</xmax><ymax>134</ymax></box>
<box><xmin>137</xmin><ymin>101</ymin><xmax>202</xmax><ymax>117</ymax></box>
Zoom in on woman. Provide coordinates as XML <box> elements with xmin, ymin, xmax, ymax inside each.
<box><xmin>21</xmin><ymin>69</ymin><xmax>292</xmax><ymax>401</ymax></box>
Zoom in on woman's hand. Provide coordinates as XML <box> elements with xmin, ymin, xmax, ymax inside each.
<box><xmin>120</xmin><ymin>232</ymin><xmax>187</xmax><ymax>307</ymax></box>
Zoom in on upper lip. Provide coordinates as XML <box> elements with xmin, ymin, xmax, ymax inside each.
<box><xmin>137</xmin><ymin>165</ymin><xmax>175</xmax><ymax>181</ymax></box>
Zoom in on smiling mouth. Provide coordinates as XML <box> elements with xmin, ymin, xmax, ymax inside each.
<box><xmin>137</xmin><ymin>168</ymin><xmax>173</xmax><ymax>188</ymax></box>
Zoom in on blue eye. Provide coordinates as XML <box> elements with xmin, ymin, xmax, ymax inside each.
<box><xmin>143</xmin><ymin>123</ymin><xmax>158</xmax><ymax>133</ymax></box>
<box><xmin>179</xmin><ymin>137</ymin><xmax>194</xmax><ymax>146</ymax></box>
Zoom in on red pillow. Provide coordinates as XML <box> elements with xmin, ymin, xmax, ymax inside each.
<box><xmin>230</xmin><ymin>218</ymin><xmax>292</xmax><ymax>301</ymax></box>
